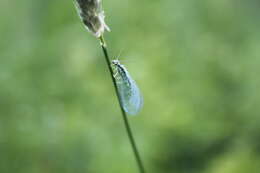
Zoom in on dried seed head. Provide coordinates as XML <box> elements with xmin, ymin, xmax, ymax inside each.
<box><xmin>75</xmin><ymin>0</ymin><xmax>110</xmax><ymax>38</ymax></box>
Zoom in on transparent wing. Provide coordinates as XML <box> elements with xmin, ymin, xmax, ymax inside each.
<box><xmin>115</xmin><ymin>68</ymin><xmax>143</xmax><ymax>115</ymax></box>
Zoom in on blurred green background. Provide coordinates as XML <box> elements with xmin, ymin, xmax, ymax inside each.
<box><xmin>1</xmin><ymin>0</ymin><xmax>260</xmax><ymax>173</ymax></box>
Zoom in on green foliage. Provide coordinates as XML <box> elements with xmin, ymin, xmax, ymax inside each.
<box><xmin>1</xmin><ymin>0</ymin><xmax>260</xmax><ymax>172</ymax></box>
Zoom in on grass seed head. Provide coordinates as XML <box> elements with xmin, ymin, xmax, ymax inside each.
<box><xmin>75</xmin><ymin>0</ymin><xmax>110</xmax><ymax>37</ymax></box>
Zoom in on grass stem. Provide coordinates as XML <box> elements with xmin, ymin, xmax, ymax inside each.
<box><xmin>99</xmin><ymin>35</ymin><xmax>146</xmax><ymax>173</ymax></box>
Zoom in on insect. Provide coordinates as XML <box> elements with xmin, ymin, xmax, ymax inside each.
<box><xmin>111</xmin><ymin>60</ymin><xmax>143</xmax><ymax>115</ymax></box>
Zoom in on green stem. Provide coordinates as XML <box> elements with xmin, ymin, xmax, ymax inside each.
<box><xmin>99</xmin><ymin>35</ymin><xmax>146</xmax><ymax>173</ymax></box>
